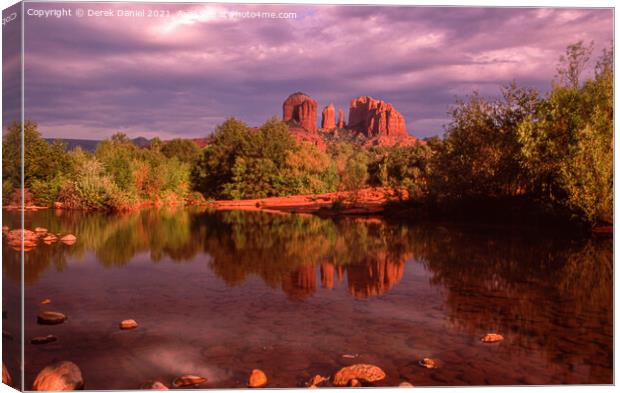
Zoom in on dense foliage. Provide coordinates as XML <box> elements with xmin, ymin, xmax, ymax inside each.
<box><xmin>2</xmin><ymin>43</ymin><xmax>612</xmax><ymax>227</ymax></box>
<box><xmin>3</xmin><ymin>128</ymin><xmax>191</xmax><ymax>210</ymax></box>
<box><xmin>430</xmin><ymin>41</ymin><xmax>612</xmax><ymax>225</ymax></box>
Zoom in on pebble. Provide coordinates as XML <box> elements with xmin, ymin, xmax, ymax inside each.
<box><xmin>37</xmin><ymin>311</ymin><xmax>67</xmax><ymax>325</ymax></box>
<box><xmin>31</xmin><ymin>335</ymin><xmax>58</xmax><ymax>345</ymax></box>
<box><xmin>171</xmin><ymin>375</ymin><xmax>207</xmax><ymax>388</ymax></box>
<box><xmin>418</xmin><ymin>358</ymin><xmax>437</xmax><ymax>369</ymax></box>
<box><xmin>481</xmin><ymin>333</ymin><xmax>504</xmax><ymax>343</ymax></box>
<box><xmin>140</xmin><ymin>380</ymin><xmax>168</xmax><ymax>390</ymax></box>
<box><xmin>119</xmin><ymin>319</ymin><xmax>138</xmax><ymax>330</ymax></box>
<box><xmin>248</xmin><ymin>369</ymin><xmax>268</xmax><ymax>388</ymax></box>
<box><xmin>60</xmin><ymin>234</ymin><xmax>77</xmax><ymax>245</ymax></box>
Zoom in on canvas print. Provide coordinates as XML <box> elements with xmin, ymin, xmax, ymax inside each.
<box><xmin>1</xmin><ymin>1</ymin><xmax>613</xmax><ymax>390</ymax></box>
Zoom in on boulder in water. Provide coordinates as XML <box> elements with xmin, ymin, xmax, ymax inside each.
<box><xmin>32</xmin><ymin>361</ymin><xmax>84</xmax><ymax>390</ymax></box>
<box><xmin>332</xmin><ymin>364</ymin><xmax>386</xmax><ymax>386</ymax></box>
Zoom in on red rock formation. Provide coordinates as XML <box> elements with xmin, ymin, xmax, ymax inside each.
<box><xmin>337</xmin><ymin>109</ymin><xmax>345</xmax><ymax>129</ymax></box>
<box><xmin>283</xmin><ymin>92</ymin><xmax>317</xmax><ymax>133</ymax></box>
<box><xmin>348</xmin><ymin>96</ymin><xmax>407</xmax><ymax>138</ymax></box>
<box><xmin>321</xmin><ymin>104</ymin><xmax>336</xmax><ymax>129</ymax></box>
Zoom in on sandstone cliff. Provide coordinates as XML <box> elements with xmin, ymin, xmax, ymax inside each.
<box><xmin>348</xmin><ymin>96</ymin><xmax>408</xmax><ymax>137</ymax></box>
<box><xmin>282</xmin><ymin>92</ymin><xmax>317</xmax><ymax>133</ymax></box>
<box><xmin>321</xmin><ymin>104</ymin><xmax>336</xmax><ymax>129</ymax></box>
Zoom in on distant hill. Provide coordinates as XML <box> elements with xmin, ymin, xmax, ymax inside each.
<box><xmin>45</xmin><ymin>137</ymin><xmax>209</xmax><ymax>151</ymax></box>
<box><xmin>131</xmin><ymin>137</ymin><xmax>150</xmax><ymax>148</ymax></box>
<box><xmin>45</xmin><ymin>138</ymin><xmax>100</xmax><ymax>152</ymax></box>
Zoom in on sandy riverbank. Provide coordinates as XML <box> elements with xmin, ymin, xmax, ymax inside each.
<box><xmin>210</xmin><ymin>187</ymin><xmax>407</xmax><ymax>216</ymax></box>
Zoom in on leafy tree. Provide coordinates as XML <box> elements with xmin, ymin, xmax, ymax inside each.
<box><xmin>368</xmin><ymin>143</ymin><xmax>433</xmax><ymax>199</ymax></box>
<box><xmin>556</xmin><ymin>40</ymin><xmax>594</xmax><ymax>88</ymax></box>
<box><xmin>342</xmin><ymin>151</ymin><xmax>369</xmax><ymax>191</ymax></box>
<box><xmin>432</xmin><ymin>83</ymin><xmax>539</xmax><ymax>200</ymax></box>
<box><xmin>192</xmin><ymin>117</ymin><xmax>299</xmax><ymax>199</ymax></box>
<box><xmin>2</xmin><ymin>120</ymin><xmax>72</xmax><ymax>204</ymax></box>
<box><xmin>519</xmin><ymin>44</ymin><xmax>613</xmax><ymax>223</ymax></box>
<box><xmin>161</xmin><ymin>138</ymin><xmax>200</xmax><ymax>163</ymax></box>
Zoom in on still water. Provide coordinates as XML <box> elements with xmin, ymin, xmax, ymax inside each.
<box><xmin>2</xmin><ymin>208</ymin><xmax>613</xmax><ymax>388</ymax></box>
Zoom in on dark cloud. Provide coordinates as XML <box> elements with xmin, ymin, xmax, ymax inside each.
<box><xmin>17</xmin><ymin>2</ymin><xmax>613</xmax><ymax>139</ymax></box>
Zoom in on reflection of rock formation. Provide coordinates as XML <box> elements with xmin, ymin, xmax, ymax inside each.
<box><xmin>345</xmin><ymin>253</ymin><xmax>406</xmax><ymax>298</ymax></box>
<box><xmin>281</xmin><ymin>264</ymin><xmax>317</xmax><ymax>300</ymax></box>
<box><xmin>282</xmin><ymin>254</ymin><xmax>407</xmax><ymax>300</ymax></box>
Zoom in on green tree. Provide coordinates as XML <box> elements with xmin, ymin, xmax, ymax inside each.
<box><xmin>432</xmin><ymin>83</ymin><xmax>539</xmax><ymax>200</ymax></box>
<box><xmin>519</xmin><ymin>44</ymin><xmax>613</xmax><ymax>224</ymax></box>
<box><xmin>161</xmin><ymin>138</ymin><xmax>200</xmax><ymax>163</ymax></box>
<box><xmin>2</xmin><ymin>120</ymin><xmax>72</xmax><ymax>205</ymax></box>
<box><xmin>192</xmin><ymin>117</ymin><xmax>298</xmax><ymax>199</ymax></box>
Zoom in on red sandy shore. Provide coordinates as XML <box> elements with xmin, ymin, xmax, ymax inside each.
<box><xmin>211</xmin><ymin>187</ymin><xmax>406</xmax><ymax>216</ymax></box>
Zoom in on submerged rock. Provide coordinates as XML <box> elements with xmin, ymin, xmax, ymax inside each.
<box><xmin>60</xmin><ymin>234</ymin><xmax>77</xmax><ymax>245</ymax></box>
<box><xmin>2</xmin><ymin>363</ymin><xmax>10</xmax><ymax>385</ymax></box>
<box><xmin>140</xmin><ymin>380</ymin><xmax>168</xmax><ymax>390</ymax></box>
<box><xmin>43</xmin><ymin>234</ymin><xmax>58</xmax><ymax>244</ymax></box>
<box><xmin>119</xmin><ymin>319</ymin><xmax>138</xmax><ymax>330</ymax></box>
<box><xmin>481</xmin><ymin>333</ymin><xmax>504</xmax><ymax>343</ymax></box>
<box><xmin>37</xmin><ymin>311</ymin><xmax>67</xmax><ymax>325</ymax></box>
<box><xmin>418</xmin><ymin>358</ymin><xmax>437</xmax><ymax>369</ymax></box>
<box><xmin>7</xmin><ymin>229</ymin><xmax>37</xmax><ymax>241</ymax></box>
<box><xmin>399</xmin><ymin>381</ymin><xmax>414</xmax><ymax>387</ymax></box>
<box><xmin>171</xmin><ymin>375</ymin><xmax>207</xmax><ymax>388</ymax></box>
<box><xmin>332</xmin><ymin>364</ymin><xmax>386</xmax><ymax>386</ymax></box>
<box><xmin>34</xmin><ymin>227</ymin><xmax>48</xmax><ymax>235</ymax></box>
<box><xmin>31</xmin><ymin>335</ymin><xmax>58</xmax><ymax>345</ymax></box>
<box><xmin>248</xmin><ymin>369</ymin><xmax>268</xmax><ymax>388</ymax></box>
<box><xmin>32</xmin><ymin>361</ymin><xmax>84</xmax><ymax>390</ymax></box>
<box><xmin>7</xmin><ymin>229</ymin><xmax>39</xmax><ymax>251</ymax></box>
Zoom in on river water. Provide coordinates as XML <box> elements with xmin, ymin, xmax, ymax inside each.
<box><xmin>1</xmin><ymin>208</ymin><xmax>613</xmax><ymax>389</ymax></box>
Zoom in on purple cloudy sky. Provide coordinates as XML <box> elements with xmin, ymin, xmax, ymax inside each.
<box><xmin>20</xmin><ymin>3</ymin><xmax>613</xmax><ymax>140</ymax></box>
